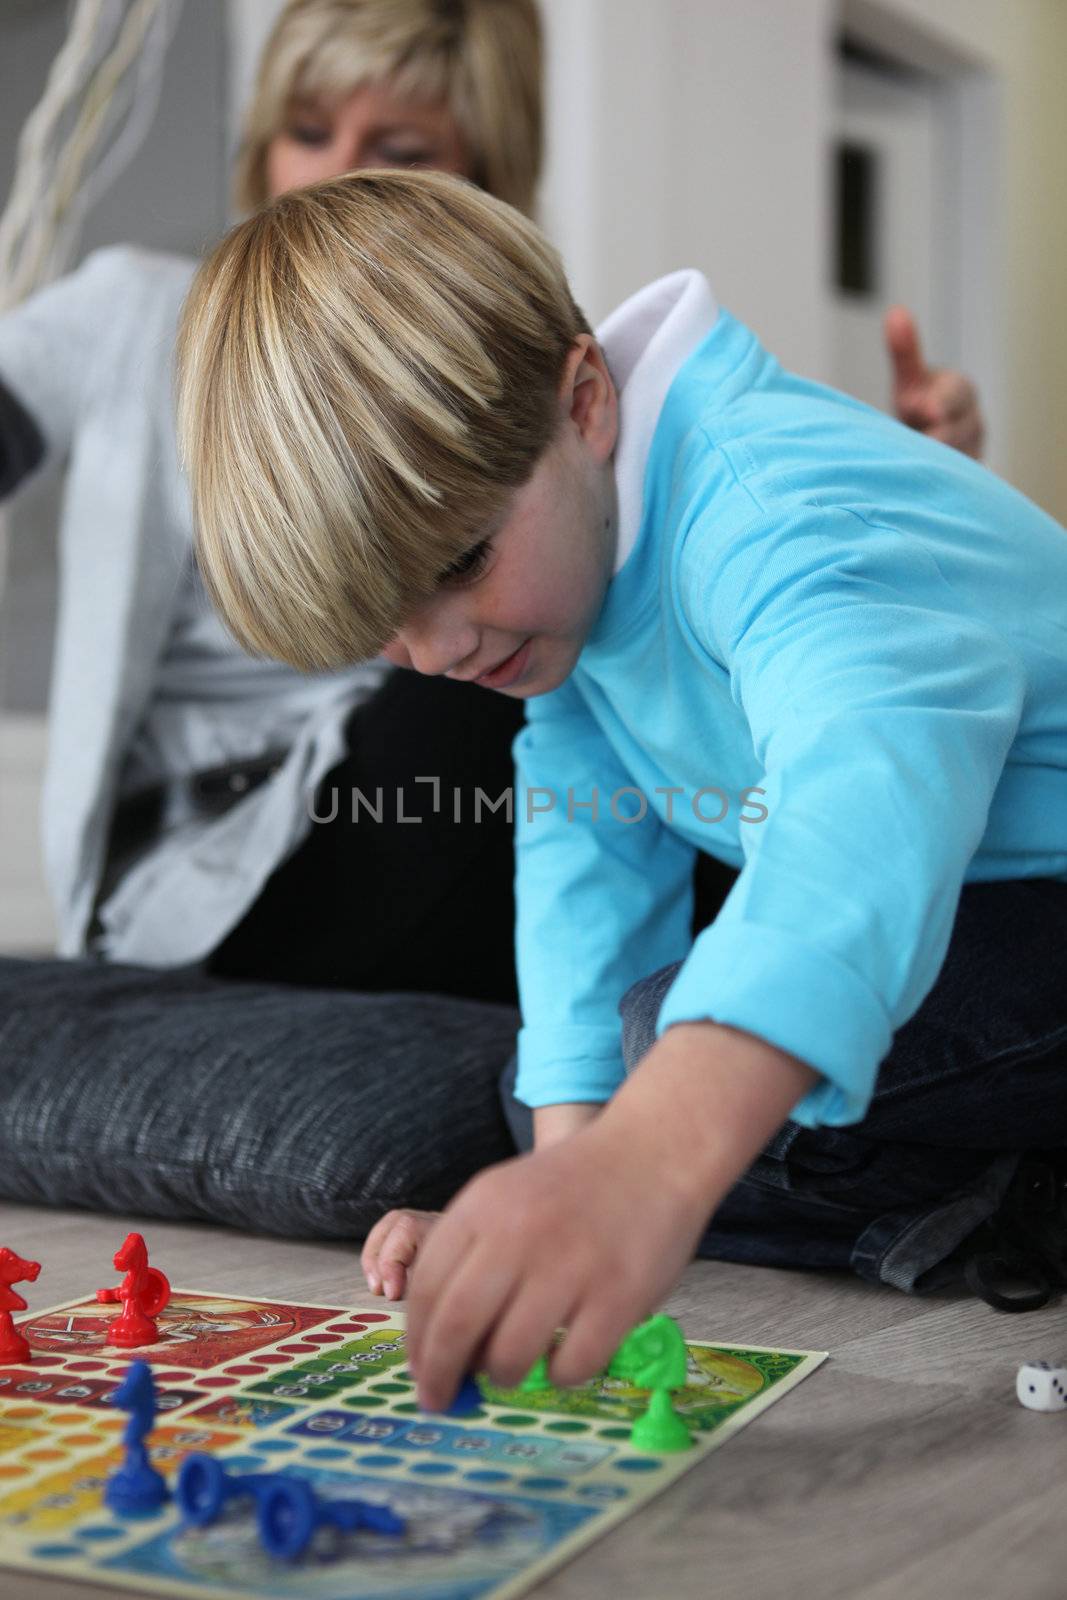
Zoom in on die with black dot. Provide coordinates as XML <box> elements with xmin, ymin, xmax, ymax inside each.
<box><xmin>1016</xmin><ymin>1360</ymin><xmax>1067</xmax><ymax>1412</ymax></box>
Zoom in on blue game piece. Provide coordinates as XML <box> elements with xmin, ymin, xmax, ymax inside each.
<box><xmin>177</xmin><ymin>1453</ymin><xmax>275</xmax><ymax>1526</ymax></box>
<box><xmin>444</xmin><ymin>1374</ymin><xmax>483</xmax><ymax>1417</ymax></box>
<box><xmin>177</xmin><ymin>1454</ymin><xmax>406</xmax><ymax>1561</ymax></box>
<box><xmin>257</xmin><ymin>1477</ymin><xmax>405</xmax><ymax>1560</ymax></box>
<box><xmin>255</xmin><ymin>1477</ymin><xmax>317</xmax><ymax>1558</ymax></box>
<box><xmin>105</xmin><ymin>1360</ymin><xmax>170</xmax><ymax>1515</ymax></box>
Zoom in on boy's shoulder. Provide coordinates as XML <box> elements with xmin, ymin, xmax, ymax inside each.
<box><xmin>652</xmin><ymin>307</ymin><xmax>1016</xmax><ymax>552</ymax></box>
<box><xmin>604</xmin><ymin>281</ymin><xmax>1067</xmax><ymax>661</ymax></box>
<box><xmin>659</xmin><ymin>312</ymin><xmax>912</xmax><ymax>489</ymax></box>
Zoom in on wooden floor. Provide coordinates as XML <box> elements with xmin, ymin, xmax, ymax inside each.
<box><xmin>2</xmin><ymin>1199</ymin><xmax>1066</xmax><ymax>1600</ymax></box>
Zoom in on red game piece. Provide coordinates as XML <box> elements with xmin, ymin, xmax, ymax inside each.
<box><xmin>95</xmin><ymin>1233</ymin><xmax>171</xmax><ymax>1348</ymax></box>
<box><xmin>0</xmin><ymin>1248</ymin><xmax>42</xmax><ymax>1364</ymax></box>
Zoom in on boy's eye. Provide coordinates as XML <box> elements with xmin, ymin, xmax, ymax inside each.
<box><xmin>439</xmin><ymin>539</ymin><xmax>492</xmax><ymax>587</ymax></box>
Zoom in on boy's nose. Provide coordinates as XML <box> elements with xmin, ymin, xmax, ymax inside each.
<box><xmin>382</xmin><ymin>624</ymin><xmax>480</xmax><ymax>679</ymax></box>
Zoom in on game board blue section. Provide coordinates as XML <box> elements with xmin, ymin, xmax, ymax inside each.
<box><xmin>285</xmin><ymin>1412</ymin><xmax>611</xmax><ymax>1475</ymax></box>
<box><xmin>101</xmin><ymin>1465</ymin><xmax>600</xmax><ymax>1599</ymax></box>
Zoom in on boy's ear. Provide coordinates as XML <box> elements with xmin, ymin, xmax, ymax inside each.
<box><xmin>559</xmin><ymin>335</ymin><xmax>617</xmax><ymax>463</ymax></box>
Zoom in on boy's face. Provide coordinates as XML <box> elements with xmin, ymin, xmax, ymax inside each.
<box><xmin>381</xmin><ymin>339</ymin><xmax>619</xmax><ymax>699</ymax></box>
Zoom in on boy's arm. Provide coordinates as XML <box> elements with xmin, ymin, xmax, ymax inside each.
<box><xmin>597</xmin><ymin>1019</ymin><xmax>818</xmax><ymax>1239</ymax></box>
<box><xmin>371</xmin><ymin>683</ymin><xmax>694</xmax><ymax>1306</ymax></box>
<box><xmin>665</xmin><ymin>502</ymin><xmax>1026</xmax><ymax>1127</ymax></box>
<box><xmin>403</xmin><ymin>677</ymin><xmax>819</xmax><ymax>1410</ymax></box>
<box><xmin>510</xmin><ymin>671</ymin><xmax>697</xmax><ymax>1115</ymax></box>
<box><xmin>533</xmin><ymin>1102</ymin><xmax>600</xmax><ymax>1146</ymax></box>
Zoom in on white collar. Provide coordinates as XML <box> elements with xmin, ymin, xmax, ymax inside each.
<box><xmin>596</xmin><ymin>270</ymin><xmax>720</xmax><ymax>575</ymax></box>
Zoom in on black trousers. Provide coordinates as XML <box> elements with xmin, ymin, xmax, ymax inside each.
<box><xmin>207</xmin><ymin>669</ymin><xmax>736</xmax><ymax>1005</ymax></box>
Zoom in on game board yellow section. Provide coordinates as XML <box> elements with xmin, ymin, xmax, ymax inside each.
<box><xmin>0</xmin><ymin>1290</ymin><xmax>827</xmax><ymax>1600</ymax></box>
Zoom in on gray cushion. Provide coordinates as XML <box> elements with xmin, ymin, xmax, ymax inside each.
<box><xmin>0</xmin><ymin>957</ymin><xmax>518</xmax><ymax>1237</ymax></box>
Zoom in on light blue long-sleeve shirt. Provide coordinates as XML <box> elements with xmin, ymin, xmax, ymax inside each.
<box><xmin>512</xmin><ymin>272</ymin><xmax>1067</xmax><ymax>1128</ymax></box>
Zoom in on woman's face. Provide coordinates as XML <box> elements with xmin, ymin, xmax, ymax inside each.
<box><xmin>265</xmin><ymin>79</ymin><xmax>470</xmax><ymax>200</ymax></box>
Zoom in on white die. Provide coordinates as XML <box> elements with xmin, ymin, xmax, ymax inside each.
<box><xmin>1016</xmin><ymin>1360</ymin><xmax>1067</xmax><ymax>1411</ymax></box>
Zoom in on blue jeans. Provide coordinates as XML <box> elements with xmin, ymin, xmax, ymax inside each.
<box><xmin>501</xmin><ymin>877</ymin><xmax>1067</xmax><ymax>1292</ymax></box>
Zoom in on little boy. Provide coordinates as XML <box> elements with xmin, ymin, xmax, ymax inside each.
<box><xmin>177</xmin><ymin>171</ymin><xmax>1067</xmax><ymax>1413</ymax></box>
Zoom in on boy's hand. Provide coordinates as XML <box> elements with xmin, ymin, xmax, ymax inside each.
<box><xmin>404</xmin><ymin>1120</ymin><xmax>710</xmax><ymax>1412</ymax></box>
<box><xmin>885</xmin><ymin>305</ymin><xmax>985</xmax><ymax>459</ymax></box>
<box><xmin>405</xmin><ymin>1021</ymin><xmax>819</xmax><ymax>1414</ymax></box>
<box><xmin>361</xmin><ymin>1208</ymin><xmax>439</xmax><ymax>1300</ymax></box>
<box><xmin>358</xmin><ymin>1107</ymin><xmax>599</xmax><ymax>1306</ymax></box>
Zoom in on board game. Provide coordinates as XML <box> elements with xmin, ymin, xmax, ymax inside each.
<box><xmin>0</xmin><ymin>1284</ymin><xmax>826</xmax><ymax>1599</ymax></box>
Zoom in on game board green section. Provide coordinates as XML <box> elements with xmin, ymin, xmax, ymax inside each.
<box><xmin>244</xmin><ymin>1328</ymin><xmax>409</xmax><ymax>1403</ymax></box>
<box><xmin>482</xmin><ymin>1338</ymin><xmax>809</xmax><ymax>1431</ymax></box>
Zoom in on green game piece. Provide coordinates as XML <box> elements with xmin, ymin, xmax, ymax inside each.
<box><xmin>608</xmin><ymin>1313</ymin><xmax>692</xmax><ymax>1454</ymax></box>
<box><xmin>519</xmin><ymin>1356</ymin><xmax>551</xmax><ymax>1392</ymax></box>
<box><xmin>609</xmin><ymin>1314</ymin><xmax>687</xmax><ymax>1390</ymax></box>
<box><xmin>628</xmin><ymin>1387</ymin><xmax>692</xmax><ymax>1453</ymax></box>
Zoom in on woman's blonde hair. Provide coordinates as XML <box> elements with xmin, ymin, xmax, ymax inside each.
<box><xmin>176</xmin><ymin>170</ymin><xmax>589</xmax><ymax>671</ymax></box>
<box><xmin>234</xmin><ymin>0</ymin><xmax>542</xmax><ymax>216</ymax></box>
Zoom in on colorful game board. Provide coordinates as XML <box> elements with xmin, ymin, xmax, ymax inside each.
<box><xmin>0</xmin><ymin>1288</ymin><xmax>826</xmax><ymax>1599</ymax></box>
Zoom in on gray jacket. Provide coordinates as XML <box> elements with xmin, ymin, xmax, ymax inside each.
<box><xmin>0</xmin><ymin>246</ymin><xmax>386</xmax><ymax>963</ymax></box>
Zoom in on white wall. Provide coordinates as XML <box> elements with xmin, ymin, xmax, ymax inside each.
<box><xmin>851</xmin><ymin>0</ymin><xmax>1067</xmax><ymax>520</ymax></box>
<box><xmin>226</xmin><ymin>0</ymin><xmax>286</xmax><ymax>191</ymax></box>
<box><xmin>540</xmin><ymin>0</ymin><xmax>836</xmax><ymax>380</ymax></box>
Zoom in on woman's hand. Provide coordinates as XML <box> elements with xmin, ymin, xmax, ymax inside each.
<box><xmin>361</xmin><ymin>1208</ymin><xmax>439</xmax><ymax>1300</ymax></box>
<box><xmin>885</xmin><ymin>305</ymin><xmax>985</xmax><ymax>459</ymax></box>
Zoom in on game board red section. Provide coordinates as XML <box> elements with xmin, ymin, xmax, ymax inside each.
<box><xmin>0</xmin><ymin>1368</ymin><xmax>201</xmax><ymax>1413</ymax></box>
<box><xmin>19</xmin><ymin>1292</ymin><xmax>349</xmax><ymax>1371</ymax></box>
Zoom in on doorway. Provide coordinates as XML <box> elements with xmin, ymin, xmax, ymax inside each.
<box><xmin>828</xmin><ymin>24</ymin><xmax>999</xmax><ymax>449</ymax></box>
<box><xmin>831</xmin><ymin>41</ymin><xmax>944</xmax><ymax>411</ymax></box>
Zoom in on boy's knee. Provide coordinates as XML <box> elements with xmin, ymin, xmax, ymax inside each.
<box><xmin>619</xmin><ymin>962</ymin><xmax>684</xmax><ymax>1074</ymax></box>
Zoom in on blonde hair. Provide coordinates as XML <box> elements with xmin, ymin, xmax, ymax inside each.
<box><xmin>176</xmin><ymin>170</ymin><xmax>590</xmax><ymax>671</ymax></box>
<box><xmin>234</xmin><ymin>0</ymin><xmax>542</xmax><ymax>216</ymax></box>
